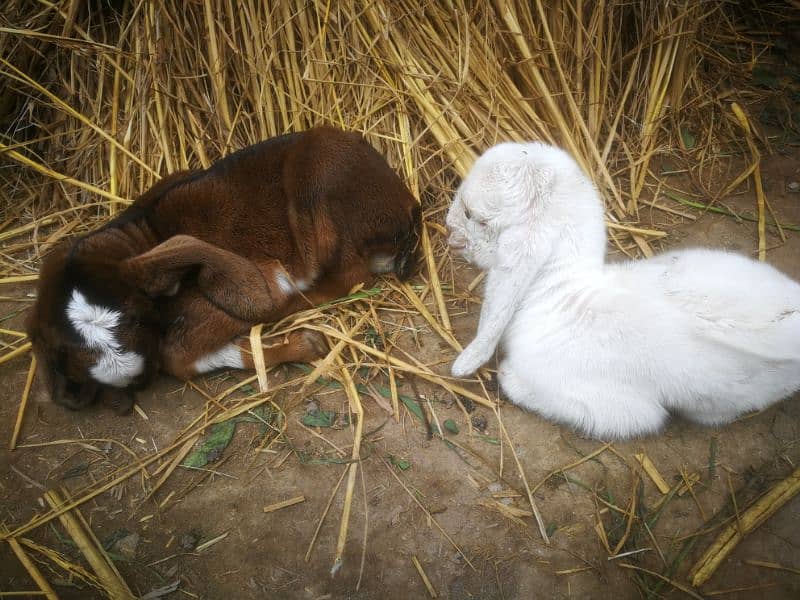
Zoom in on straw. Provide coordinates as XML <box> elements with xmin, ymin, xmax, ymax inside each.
<box><xmin>690</xmin><ymin>466</ymin><xmax>800</xmax><ymax>587</ymax></box>
<box><xmin>9</xmin><ymin>355</ymin><xmax>36</xmax><ymax>450</ymax></box>
<box><xmin>5</xmin><ymin>536</ymin><xmax>58</xmax><ymax>600</ymax></box>
<box><xmin>43</xmin><ymin>489</ymin><xmax>135</xmax><ymax>599</ymax></box>
<box><xmin>412</xmin><ymin>555</ymin><xmax>438</xmax><ymax>598</ymax></box>
<box><xmin>330</xmin><ymin>359</ymin><xmax>364</xmax><ymax>576</ymax></box>
<box><xmin>0</xmin><ymin>2</ymin><xmax>789</xmax><ymax>594</ymax></box>
<box><xmin>249</xmin><ymin>323</ymin><xmax>269</xmax><ymax>393</ymax></box>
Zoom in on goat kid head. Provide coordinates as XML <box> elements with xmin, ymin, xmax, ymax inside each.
<box><xmin>26</xmin><ymin>241</ymin><xmax>158</xmax><ymax>413</ymax></box>
<box><xmin>25</xmin><ymin>233</ymin><xmax>248</xmax><ymax>414</ymax></box>
<box><xmin>27</xmin><ymin>225</ymin><xmax>285</xmax><ymax>413</ymax></box>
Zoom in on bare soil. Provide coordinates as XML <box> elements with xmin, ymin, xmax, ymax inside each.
<box><xmin>2</xmin><ymin>151</ymin><xmax>800</xmax><ymax>599</ymax></box>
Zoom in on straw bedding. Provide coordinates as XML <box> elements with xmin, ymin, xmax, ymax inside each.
<box><xmin>1</xmin><ymin>0</ymin><xmax>798</xmax><ymax>597</ymax></box>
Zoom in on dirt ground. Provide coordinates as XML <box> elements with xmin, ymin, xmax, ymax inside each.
<box><xmin>1</xmin><ymin>151</ymin><xmax>800</xmax><ymax>599</ymax></box>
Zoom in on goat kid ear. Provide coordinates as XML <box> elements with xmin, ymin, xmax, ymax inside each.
<box><xmin>498</xmin><ymin>151</ymin><xmax>555</xmax><ymax>208</ymax></box>
<box><xmin>121</xmin><ymin>235</ymin><xmax>276</xmax><ymax>322</ymax></box>
<box><xmin>121</xmin><ymin>235</ymin><xmax>204</xmax><ymax>298</ymax></box>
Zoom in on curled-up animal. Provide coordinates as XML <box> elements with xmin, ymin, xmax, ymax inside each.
<box><xmin>27</xmin><ymin>126</ymin><xmax>420</xmax><ymax>414</ymax></box>
<box><xmin>446</xmin><ymin>141</ymin><xmax>800</xmax><ymax>439</ymax></box>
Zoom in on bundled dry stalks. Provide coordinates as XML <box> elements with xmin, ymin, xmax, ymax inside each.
<box><xmin>1</xmin><ymin>1</ymin><xmax>765</xmax><ymax>233</ymax></box>
<box><xmin>0</xmin><ymin>0</ymin><xmax>792</xmax><ymax>595</ymax></box>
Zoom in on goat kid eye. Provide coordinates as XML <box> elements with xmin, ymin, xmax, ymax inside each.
<box><xmin>464</xmin><ymin>207</ymin><xmax>471</xmax><ymax>220</ymax></box>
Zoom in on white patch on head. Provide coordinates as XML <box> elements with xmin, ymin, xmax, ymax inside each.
<box><xmin>67</xmin><ymin>289</ymin><xmax>121</xmax><ymax>349</ymax></box>
<box><xmin>193</xmin><ymin>343</ymin><xmax>245</xmax><ymax>374</ymax></box>
<box><xmin>90</xmin><ymin>352</ymin><xmax>145</xmax><ymax>387</ymax></box>
<box><xmin>66</xmin><ymin>289</ymin><xmax>145</xmax><ymax>387</ymax></box>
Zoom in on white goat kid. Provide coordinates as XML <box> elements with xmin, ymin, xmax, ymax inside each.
<box><xmin>447</xmin><ymin>142</ymin><xmax>800</xmax><ymax>440</ymax></box>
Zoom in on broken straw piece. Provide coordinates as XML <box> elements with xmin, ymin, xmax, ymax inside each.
<box><xmin>635</xmin><ymin>453</ymin><xmax>671</xmax><ymax>495</ymax></box>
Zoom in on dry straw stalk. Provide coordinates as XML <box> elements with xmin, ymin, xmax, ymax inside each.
<box><xmin>43</xmin><ymin>490</ymin><xmax>135</xmax><ymax>599</ymax></box>
<box><xmin>690</xmin><ymin>466</ymin><xmax>800</xmax><ymax>587</ymax></box>
<box><xmin>0</xmin><ymin>0</ymin><xmax>782</xmax><ymax>592</ymax></box>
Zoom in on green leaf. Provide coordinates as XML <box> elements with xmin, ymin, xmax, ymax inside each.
<box><xmin>62</xmin><ymin>463</ymin><xmax>89</xmax><ymax>480</ymax></box>
<box><xmin>235</xmin><ymin>405</ymin><xmax>271</xmax><ymax>424</ymax></box>
<box><xmin>390</xmin><ymin>455</ymin><xmax>411</xmax><ymax>471</ymax></box>
<box><xmin>443</xmin><ymin>419</ymin><xmax>459</xmax><ymax>434</ymax></box>
<box><xmin>364</xmin><ymin>326</ymin><xmax>384</xmax><ymax>349</ymax></box>
<box><xmin>478</xmin><ymin>434</ymin><xmax>500</xmax><ymax>445</ymax></box>
<box><xmin>399</xmin><ymin>395</ymin><xmax>425</xmax><ymax>422</ymax></box>
<box><xmin>377</xmin><ymin>385</ymin><xmax>435</xmax><ymax>430</ymax></box>
<box><xmin>183</xmin><ymin>420</ymin><xmax>237</xmax><ymax>468</ymax></box>
<box><xmin>301</xmin><ymin>409</ymin><xmax>336</xmax><ymax>428</ymax></box>
<box><xmin>442</xmin><ymin>439</ymin><xmax>460</xmax><ymax>453</ymax></box>
<box><xmin>105</xmin><ymin>551</ymin><xmax>129</xmax><ymax>563</ymax></box>
<box><xmin>292</xmin><ymin>364</ymin><xmax>343</xmax><ymax>389</ymax></box>
<box><xmin>102</xmin><ymin>529</ymin><xmax>131</xmax><ymax>551</ymax></box>
<box><xmin>680</xmin><ymin>126</ymin><xmax>695</xmax><ymax>150</ymax></box>
<box><xmin>545</xmin><ymin>522</ymin><xmax>558</xmax><ymax>538</ymax></box>
<box><xmin>377</xmin><ymin>386</ymin><xmax>427</xmax><ymax>423</ymax></box>
<box><xmin>317</xmin><ymin>286</ymin><xmax>382</xmax><ymax>309</ymax></box>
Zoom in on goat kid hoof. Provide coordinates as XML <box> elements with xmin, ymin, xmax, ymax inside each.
<box><xmin>292</xmin><ymin>330</ymin><xmax>328</xmax><ymax>361</ymax></box>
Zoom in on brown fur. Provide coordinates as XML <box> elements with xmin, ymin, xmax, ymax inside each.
<box><xmin>26</xmin><ymin>126</ymin><xmax>420</xmax><ymax>412</ymax></box>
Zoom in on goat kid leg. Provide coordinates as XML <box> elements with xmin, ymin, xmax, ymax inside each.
<box><xmin>174</xmin><ymin>259</ymin><xmax>372</xmax><ymax>377</ymax></box>
<box><xmin>160</xmin><ymin>292</ymin><xmax>327</xmax><ymax>380</ymax></box>
<box><xmin>223</xmin><ymin>330</ymin><xmax>329</xmax><ymax>372</ymax></box>
<box><xmin>172</xmin><ymin>260</ymin><xmax>373</xmax><ymax>377</ymax></box>
<box><xmin>172</xmin><ymin>331</ymin><xmax>328</xmax><ymax>379</ymax></box>
<box><xmin>270</xmin><ymin>260</ymin><xmax>376</xmax><ymax>319</ymax></box>
<box><xmin>159</xmin><ymin>256</ymin><xmax>374</xmax><ymax>380</ymax></box>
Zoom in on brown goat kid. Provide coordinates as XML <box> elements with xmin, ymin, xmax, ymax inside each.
<box><xmin>26</xmin><ymin>127</ymin><xmax>420</xmax><ymax>414</ymax></box>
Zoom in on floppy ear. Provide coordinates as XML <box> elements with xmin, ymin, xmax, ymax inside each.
<box><xmin>120</xmin><ymin>235</ymin><xmax>285</xmax><ymax>322</ymax></box>
<box><xmin>490</xmin><ymin>152</ymin><xmax>555</xmax><ymax>223</ymax></box>
<box><xmin>505</xmin><ymin>154</ymin><xmax>554</xmax><ymax>198</ymax></box>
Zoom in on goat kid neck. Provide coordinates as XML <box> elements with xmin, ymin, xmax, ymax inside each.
<box><xmin>75</xmin><ymin>219</ymin><xmax>162</xmax><ymax>266</ymax></box>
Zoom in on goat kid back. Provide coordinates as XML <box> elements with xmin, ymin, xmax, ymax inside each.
<box><xmin>27</xmin><ymin>126</ymin><xmax>420</xmax><ymax>413</ymax></box>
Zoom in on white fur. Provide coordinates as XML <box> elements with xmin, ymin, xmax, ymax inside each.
<box><xmin>447</xmin><ymin>142</ymin><xmax>800</xmax><ymax>439</ymax></box>
<box><xmin>90</xmin><ymin>351</ymin><xmax>145</xmax><ymax>387</ymax></box>
<box><xmin>276</xmin><ymin>272</ymin><xmax>294</xmax><ymax>295</ymax></box>
<box><xmin>67</xmin><ymin>289</ymin><xmax>122</xmax><ymax>349</ymax></box>
<box><xmin>369</xmin><ymin>253</ymin><xmax>396</xmax><ymax>274</ymax></box>
<box><xmin>276</xmin><ymin>270</ymin><xmax>315</xmax><ymax>294</ymax></box>
<box><xmin>66</xmin><ymin>289</ymin><xmax>145</xmax><ymax>387</ymax></box>
<box><xmin>193</xmin><ymin>343</ymin><xmax>245</xmax><ymax>374</ymax></box>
